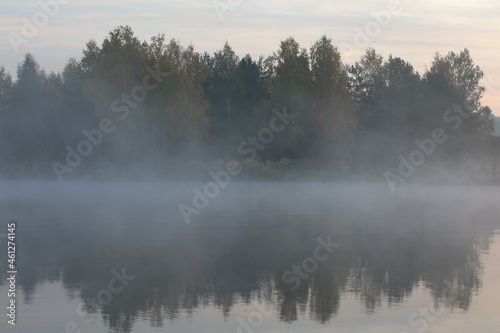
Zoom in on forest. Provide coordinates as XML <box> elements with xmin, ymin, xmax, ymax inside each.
<box><xmin>0</xmin><ymin>25</ymin><xmax>497</xmax><ymax>184</ymax></box>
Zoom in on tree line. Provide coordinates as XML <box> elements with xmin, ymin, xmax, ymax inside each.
<box><xmin>0</xmin><ymin>26</ymin><xmax>497</xmax><ymax>182</ymax></box>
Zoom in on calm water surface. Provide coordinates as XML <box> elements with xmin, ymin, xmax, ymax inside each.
<box><xmin>1</xmin><ymin>181</ymin><xmax>499</xmax><ymax>333</ymax></box>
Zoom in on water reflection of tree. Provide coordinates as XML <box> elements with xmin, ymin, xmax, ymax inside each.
<box><xmin>10</xmin><ymin>209</ymin><xmax>494</xmax><ymax>332</ymax></box>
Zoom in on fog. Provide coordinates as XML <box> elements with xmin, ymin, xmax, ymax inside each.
<box><xmin>1</xmin><ymin>181</ymin><xmax>500</xmax><ymax>332</ymax></box>
<box><xmin>1</xmin><ymin>25</ymin><xmax>500</xmax><ymax>333</ymax></box>
<box><xmin>1</xmin><ymin>28</ymin><xmax>499</xmax><ymax>187</ymax></box>
<box><xmin>4</xmin><ymin>180</ymin><xmax>500</xmax><ymax>226</ymax></box>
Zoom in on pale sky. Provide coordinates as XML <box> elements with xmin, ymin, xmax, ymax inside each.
<box><xmin>1</xmin><ymin>0</ymin><xmax>499</xmax><ymax>113</ymax></box>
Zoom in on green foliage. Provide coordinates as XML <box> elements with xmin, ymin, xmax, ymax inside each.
<box><xmin>0</xmin><ymin>27</ymin><xmax>496</xmax><ymax>183</ymax></box>
<box><xmin>309</xmin><ymin>36</ymin><xmax>355</xmax><ymax>156</ymax></box>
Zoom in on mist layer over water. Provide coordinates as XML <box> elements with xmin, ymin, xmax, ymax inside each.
<box><xmin>0</xmin><ymin>181</ymin><xmax>499</xmax><ymax>333</ymax></box>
